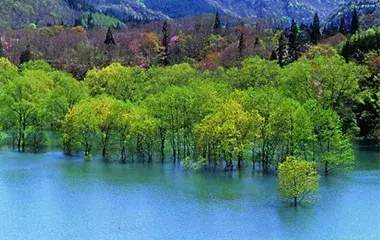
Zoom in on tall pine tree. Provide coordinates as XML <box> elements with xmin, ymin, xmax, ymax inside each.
<box><xmin>87</xmin><ymin>13</ymin><xmax>94</xmax><ymax>29</ymax></box>
<box><xmin>311</xmin><ymin>13</ymin><xmax>321</xmax><ymax>45</ymax></box>
<box><xmin>288</xmin><ymin>19</ymin><xmax>300</xmax><ymax>62</ymax></box>
<box><xmin>0</xmin><ymin>38</ymin><xmax>4</xmax><ymax>57</ymax></box>
<box><xmin>104</xmin><ymin>27</ymin><xmax>116</xmax><ymax>45</ymax></box>
<box><xmin>277</xmin><ymin>32</ymin><xmax>288</xmax><ymax>67</ymax></box>
<box><xmin>351</xmin><ymin>8</ymin><xmax>360</xmax><ymax>34</ymax></box>
<box><xmin>238</xmin><ymin>33</ymin><xmax>245</xmax><ymax>57</ymax></box>
<box><xmin>162</xmin><ymin>21</ymin><xmax>170</xmax><ymax>66</ymax></box>
<box><xmin>270</xmin><ymin>50</ymin><xmax>277</xmax><ymax>61</ymax></box>
<box><xmin>339</xmin><ymin>17</ymin><xmax>347</xmax><ymax>35</ymax></box>
<box><xmin>20</xmin><ymin>45</ymin><xmax>32</xmax><ymax>64</ymax></box>
<box><xmin>213</xmin><ymin>12</ymin><xmax>221</xmax><ymax>35</ymax></box>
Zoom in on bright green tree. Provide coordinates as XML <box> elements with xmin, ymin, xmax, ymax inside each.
<box><xmin>304</xmin><ymin>100</ymin><xmax>355</xmax><ymax>175</ymax></box>
<box><xmin>196</xmin><ymin>100</ymin><xmax>262</xmax><ymax>169</ymax></box>
<box><xmin>0</xmin><ymin>69</ymin><xmax>53</xmax><ymax>152</ymax></box>
<box><xmin>84</xmin><ymin>63</ymin><xmax>145</xmax><ymax>102</ymax></box>
<box><xmin>278</xmin><ymin>157</ymin><xmax>320</xmax><ymax>206</ymax></box>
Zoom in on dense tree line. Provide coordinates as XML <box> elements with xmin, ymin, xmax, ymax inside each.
<box><xmin>0</xmin><ymin>50</ymin><xmax>373</xmax><ymax>177</ymax></box>
<box><xmin>0</xmin><ymin>12</ymin><xmax>378</xmax><ymax>206</ymax></box>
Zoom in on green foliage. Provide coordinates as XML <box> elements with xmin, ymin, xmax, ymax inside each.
<box><xmin>304</xmin><ymin>100</ymin><xmax>355</xmax><ymax>174</ymax></box>
<box><xmin>81</xmin><ymin>12</ymin><xmax>124</xmax><ymax>29</ymax></box>
<box><xmin>341</xmin><ymin>27</ymin><xmax>380</xmax><ymax>62</ymax></box>
<box><xmin>235</xmin><ymin>56</ymin><xmax>281</xmax><ymax>89</ymax></box>
<box><xmin>0</xmin><ymin>58</ymin><xmax>18</xmax><ymax>85</ymax></box>
<box><xmin>278</xmin><ymin>157</ymin><xmax>320</xmax><ymax>206</ymax></box>
<box><xmin>0</xmin><ymin>67</ymin><xmax>54</xmax><ymax>152</ymax></box>
<box><xmin>84</xmin><ymin>63</ymin><xmax>145</xmax><ymax>101</ymax></box>
<box><xmin>281</xmin><ymin>55</ymin><xmax>369</xmax><ymax>135</ymax></box>
<box><xmin>196</xmin><ymin>100</ymin><xmax>262</xmax><ymax>168</ymax></box>
<box><xmin>0</xmin><ymin>53</ymin><xmax>363</xmax><ymax>175</ymax></box>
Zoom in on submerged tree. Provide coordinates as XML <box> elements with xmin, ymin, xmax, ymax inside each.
<box><xmin>196</xmin><ymin>100</ymin><xmax>262</xmax><ymax>170</ymax></box>
<box><xmin>278</xmin><ymin>157</ymin><xmax>320</xmax><ymax>206</ymax></box>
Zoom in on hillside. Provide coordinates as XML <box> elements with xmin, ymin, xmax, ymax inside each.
<box><xmin>325</xmin><ymin>0</ymin><xmax>380</xmax><ymax>29</ymax></box>
<box><xmin>0</xmin><ymin>0</ymin><xmax>371</xmax><ymax>28</ymax></box>
<box><xmin>0</xmin><ymin>0</ymin><xmax>77</xmax><ymax>28</ymax></box>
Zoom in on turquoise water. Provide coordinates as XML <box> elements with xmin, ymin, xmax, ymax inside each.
<box><xmin>0</xmin><ymin>147</ymin><xmax>379</xmax><ymax>240</ymax></box>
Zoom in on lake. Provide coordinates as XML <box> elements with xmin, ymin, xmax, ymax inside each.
<box><xmin>0</xmin><ymin>146</ymin><xmax>379</xmax><ymax>240</ymax></box>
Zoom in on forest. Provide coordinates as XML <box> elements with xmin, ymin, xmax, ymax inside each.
<box><xmin>0</xmin><ymin>10</ymin><xmax>379</xmax><ymax>206</ymax></box>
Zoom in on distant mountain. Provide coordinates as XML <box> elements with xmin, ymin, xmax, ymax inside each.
<box><xmin>0</xmin><ymin>0</ymin><xmax>77</xmax><ymax>28</ymax></box>
<box><xmin>205</xmin><ymin>0</ymin><xmax>349</xmax><ymax>24</ymax></box>
<box><xmin>324</xmin><ymin>0</ymin><xmax>379</xmax><ymax>29</ymax></box>
<box><xmin>0</xmin><ymin>0</ymin><xmax>372</xmax><ymax>29</ymax></box>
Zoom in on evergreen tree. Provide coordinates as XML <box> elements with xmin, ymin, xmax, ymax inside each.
<box><xmin>74</xmin><ymin>18</ymin><xmax>82</xmax><ymax>27</ymax></box>
<box><xmin>277</xmin><ymin>32</ymin><xmax>288</xmax><ymax>67</ymax></box>
<box><xmin>87</xmin><ymin>13</ymin><xmax>94</xmax><ymax>29</ymax></box>
<box><xmin>162</xmin><ymin>21</ymin><xmax>170</xmax><ymax>66</ymax></box>
<box><xmin>288</xmin><ymin>19</ymin><xmax>300</xmax><ymax>62</ymax></box>
<box><xmin>270</xmin><ymin>50</ymin><xmax>277</xmax><ymax>61</ymax></box>
<box><xmin>311</xmin><ymin>12</ymin><xmax>321</xmax><ymax>45</ymax></box>
<box><xmin>20</xmin><ymin>45</ymin><xmax>32</xmax><ymax>64</ymax></box>
<box><xmin>0</xmin><ymin>38</ymin><xmax>4</xmax><ymax>57</ymax></box>
<box><xmin>324</xmin><ymin>24</ymin><xmax>338</xmax><ymax>37</ymax></box>
<box><xmin>339</xmin><ymin>17</ymin><xmax>347</xmax><ymax>35</ymax></box>
<box><xmin>254</xmin><ymin>37</ymin><xmax>260</xmax><ymax>47</ymax></box>
<box><xmin>351</xmin><ymin>8</ymin><xmax>360</xmax><ymax>34</ymax></box>
<box><xmin>104</xmin><ymin>27</ymin><xmax>116</xmax><ymax>45</ymax></box>
<box><xmin>213</xmin><ymin>12</ymin><xmax>221</xmax><ymax>35</ymax></box>
<box><xmin>238</xmin><ymin>33</ymin><xmax>245</xmax><ymax>57</ymax></box>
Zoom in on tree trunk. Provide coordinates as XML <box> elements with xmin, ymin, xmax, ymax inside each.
<box><xmin>294</xmin><ymin>197</ymin><xmax>298</xmax><ymax>207</ymax></box>
<box><xmin>159</xmin><ymin>128</ymin><xmax>165</xmax><ymax>163</ymax></box>
<box><xmin>121</xmin><ymin>145</ymin><xmax>126</xmax><ymax>164</ymax></box>
<box><xmin>237</xmin><ymin>150</ymin><xmax>243</xmax><ymax>169</ymax></box>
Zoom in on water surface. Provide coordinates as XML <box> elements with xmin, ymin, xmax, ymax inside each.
<box><xmin>0</xmin><ymin>147</ymin><xmax>379</xmax><ymax>240</ymax></box>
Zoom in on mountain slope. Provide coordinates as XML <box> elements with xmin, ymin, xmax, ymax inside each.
<box><xmin>325</xmin><ymin>0</ymin><xmax>379</xmax><ymax>28</ymax></box>
<box><xmin>143</xmin><ymin>0</ymin><xmax>350</xmax><ymax>24</ymax></box>
<box><xmin>221</xmin><ymin>0</ymin><xmax>348</xmax><ymax>22</ymax></box>
<box><xmin>0</xmin><ymin>0</ymin><xmax>367</xmax><ymax>28</ymax></box>
<box><xmin>0</xmin><ymin>0</ymin><xmax>77</xmax><ymax>28</ymax></box>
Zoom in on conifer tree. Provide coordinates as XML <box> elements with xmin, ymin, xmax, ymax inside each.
<box><xmin>288</xmin><ymin>19</ymin><xmax>300</xmax><ymax>62</ymax></box>
<box><xmin>311</xmin><ymin>13</ymin><xmax>321</xmax><ymax>45</ymax></box>
<box><xmin>20</xmin><ymin>45</ymin><xmax>32</xmax><ymax>64</ymax></box>
<box><xmin>104</xmin><ymin>27</ymin><xmax>116</xmax><ymax>45</ymax></box>
<box><xmin>254</xmin><ymin>37</ymin><xmax>260</xmax><ymax>47</ymax></box>
<box><xmin>277</xmin><ymin>32</ymin><xmax>288</xmax><ymax>67</ymax></box>
<box><xmin>351</xmin><ymin>8</ymin><xmax>360</xmax><ymax>34</ymax></box>
<box><xmin>213</xmin><ymin>12</ymin><xmax>221</xmax><ymax>35</ymax></box>
<box><xmin>270</xmin><ymin>50</ymin><xmax>277</xmax><ymax>61</ymax></box>
<box><xmin>238</xmin><ymin>33</ymin><xmax>245</xmax><ymax>57</ymax></box>
<box><xmin>0</xmin><ymin>38</ymin><xmax>4</xmax><ymax>57</ymax></box>
<box><xmin>87</xmin><ymin>13</ymin><xmax>94</xmax><ymax>29</ymax></box>
<box><xmin>162</xmin><ymin>21</ymin><xmax>170</xmax><ymax>66</ymax></box>
<box><xmin>339</xmin><ymin>17</ymin><xmax>347</xmax><ymax>35</ymax></box>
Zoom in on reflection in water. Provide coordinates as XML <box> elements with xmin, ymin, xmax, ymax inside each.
<box><xmin>0</xmin><ymin>149</ymin><xmax>378</xmax><ymax>240</ymax></box>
